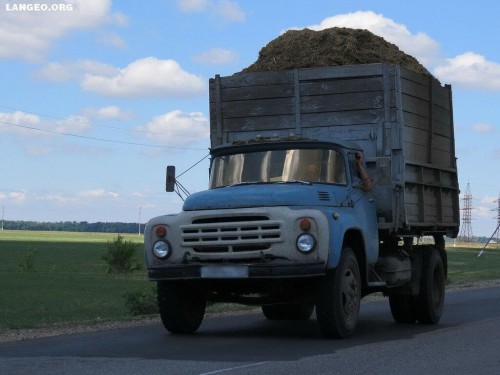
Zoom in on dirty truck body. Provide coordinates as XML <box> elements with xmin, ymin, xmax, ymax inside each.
<box><xmin>144</xmin><ymin>63</ymin><xmax>459</xmax><ymax>338</ymax></box>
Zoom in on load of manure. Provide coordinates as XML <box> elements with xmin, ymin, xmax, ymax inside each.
<box><xmin>240</xmin><ymin>27</ymin><xmax>431</xmax><ymax>76</ymax></box>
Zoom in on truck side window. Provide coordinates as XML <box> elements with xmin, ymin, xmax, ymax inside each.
<box><xmin>327</xmin><ymin>150</ymin><xmax>347</xmax><ymax>185</ymax></box>
<box><xmin>348</xmin><ymin>152</ymin><xmax>372</xmax><ymax>191</ymax></box>
<box><xmin>349</xmin><ymin>153</ymin><xmax>361</xmax><ymax>184</ymax></box>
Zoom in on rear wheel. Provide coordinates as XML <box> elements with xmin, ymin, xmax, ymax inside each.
<box><xmin>316</xmin><ymin>247</ymin><xmax>361</xmax><ymax>338</ymax></box>
<box><xmin>417</xmin><ymin>248</ymin><xmax>445</xmax><ymax>324</ymax></box>
<box><xmin>433</xmin><ymin>234</ymin><xmax>448</xmax><ymax>280</ymax></box>
<box><xmin>389</xmin><ymin>294</ymin><xmax>417</xmax><ymax>324</ymax></box>
<box><xmin>157</xmin><ymin>281</ymin><xmax>206</xmax><ymax>334</ymax></box>
<box><xmin>262</xmin><ymin>303</ymin><xmax>314</xmax><ymax>321</ymax></box>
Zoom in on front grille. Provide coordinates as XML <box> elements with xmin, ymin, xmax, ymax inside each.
<box><xmin>181</xmin><ymin>216</ymin><xmax>282</xmax><ymax>253</ymax></box>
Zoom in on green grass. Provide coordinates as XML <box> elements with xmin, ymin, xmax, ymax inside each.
<box><xmin>0</xmin><ymin>231</ymin><xmax>499</xmax><ymax>333</ymax></box>
<box><xmin>0</xmin><ymin>230</ymin><xmax>148</xmax><ymax>332</ymax></box>
<box><xmin>446</xmin><ymin>243</ymin><xmax>500</xmax><ymax>284</ymax></box>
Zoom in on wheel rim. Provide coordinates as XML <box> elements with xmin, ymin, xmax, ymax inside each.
<box><xmin>341</xmin><ymin>267</ymin><xmax>359</xmax><ymax>322</ymax></box>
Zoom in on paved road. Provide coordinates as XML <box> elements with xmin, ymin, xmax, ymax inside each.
<box><xmin>1</xmin><ymin>286</ymin><xmax>500</xmax><ymax>375</ymax></box>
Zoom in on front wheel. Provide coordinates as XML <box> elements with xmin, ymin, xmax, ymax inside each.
<box><xmin>316</xmin><ymin>247</ymin><xmax>361</xmax><ymax>338</ymax></box>
<box><xmin>157</xmin><ymin>281</ymin><xmax>206</xmax><ymax>334</ymax></box>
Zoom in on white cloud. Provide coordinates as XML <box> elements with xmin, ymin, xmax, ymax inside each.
<box><xmin>479</xmin><ymin>196</ymin><xmax>498</xmax><ymax>206</ymax></box>
<box><xmin>96</xmin><ymin>105</ymin><xmax>130</xmax><ymax>119</ymax></box>
<box><xmin>139</xmin><ymin>110</ymin><xmax>209</xmax><ymax>146</ymax></box>
<box><xmin>299</xmin><ymin>11</ymin><xmax>500</xmax><ymax>91</ymax></box>
<box><xmin>36</xmin><ymin>189</ymin><xmax>119</xmax><ymax>206</ymax></box>
<box><xmin>215</xmin><ymin>0</ymin><xmax>245</xmax><ymax>22</ymax></box>
<box><xmin>81</xmin><ymin>57</ymin><xmax>205</xmax><ymax>98</ymax></box>
<box><xmin>472</xmin><ymin>123</ymin><xmax>496</xmax><ymax>133</ymax></box>
<box><xmin>177</xmin><ymin>0</ymin><xmax>245</xmax><ymax>23</ymax></box>
<box><xmin>37</xmin><ymin>58</ymin><xmax>205</xmax><ymax>98</ymax></box>
<box><xmin>0</xmin><ymin>111</ymin><xmax>45</xmax><ymax>137</ymax></box>
<box><xmin>434</xmin><ymin>52</ymin><xmax>500</xmax><ymax>90</ymax></box>
<box><xmin>36</xmin><ymin>59</ymin><xmax>119</xmax><ymax>82</ymax></box>
<box><xmin>109</xmin><ymin>11</ymin><xmax>129</xmax><ymax>27</ymax></box>
<box><xmin>177</xmin><ymin>0</ymin><xmax>209</xmax><ymax>12</ymax></box>
<box><xmin>192</xmin><ymin>47</ymin><xmax>237</xmax><ymax>64</ymax></box>
<box><xmin>0</xmin><ymin>111</ymin><xmax>40</xmax><ymax>131</ymax></box>
<box><xmin>0</xmin><ymin>0</ymin><xmax>122</xmax><ymax>62</ymax></box>
<box><xmin>38</xmin><ymin>194</ymin><xmax>79</xmax><ymax>205</ymax></box>
<box><xmin>0</xmin><ymin>191</ymin><xmax>27</xmax><ymax>204</ymax></box>
<box><xmin>54</xmin><ymin>115</ymin><xmax>91</xmax><ymax>133</ymax></box>
<box><xmin>0</xmin><ymin>111</ymin><xmax>91</xmax><ymax>137</ymax></box>
<box><xmin>475</xmin><ymin>203</ymin><xmax>496</xmax><ymax>218</ymax></box>
<box><xmin>25</xmin><ymin>145</ymin><xmax>55</xmax><ymax>156</ymax></box>
<box><xmin>298</xmin><ymin>11</ymin><xmax>440</xmax><ymax>68</ymax></box>
<box><xmin>79</xmin><ymin>189</ymin><xmax>119</xmax><ymax>199</ymax></box>
<box><xmin>101</xmin><ymin>32</ymin><xmax>127</xmax><ymax>49</ymax></box>
<box><xmin>83</xmin><ymin>105</ymin><xmax>132</xmax><ymax>120</ymax></box>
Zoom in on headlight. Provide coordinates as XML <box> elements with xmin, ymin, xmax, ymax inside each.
<box><xmin>153</xmin><ymin>240</ymin><xmax>171</xmax><ymax>259</ymax></box>
<box><xmin>296</xmin><ymin>234</ymin><xmax>316</xmax><ymax>253</ymax></box>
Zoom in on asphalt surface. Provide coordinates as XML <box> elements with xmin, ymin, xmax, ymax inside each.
<box><xmin>1</xmin><ymin>286</ymin><xmax>500</xmax><ymax>375</ymax></box>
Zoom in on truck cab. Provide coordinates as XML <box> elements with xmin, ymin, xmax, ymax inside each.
<box><xmin>145</xmin><ymin>139</ymin><xmax>378</xmax><ymax>337</ymax></box>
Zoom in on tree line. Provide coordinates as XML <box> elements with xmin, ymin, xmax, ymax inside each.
<box><xmin>3</xmin><ymin>220</ymin><xmax>145</xmax><ymax>234</ymax></box>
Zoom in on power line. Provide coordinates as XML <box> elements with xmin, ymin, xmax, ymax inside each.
<box><xmin>0</xmin><ymin>120</ymin><xmax>207</xmax><ymax>150</ymax></box>
<box><xmin>177</xmin><ymin>154</ymin><xmax>210</xmax><ymax>178</ymax></box>
<box><xmin>0</xmin><ymin>104</ymin><xmax>207</xmax><ymax>139</ymax></box>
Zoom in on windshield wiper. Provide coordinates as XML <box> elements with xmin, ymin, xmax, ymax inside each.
<box><xmin>278</xmin><ymin>180</ymin><xmax>312</xmax><ymax>185</ymax></box>
<box><xmin>228</xmin><ymin>181</ymin><xmax>263</xmax><ymax>187</ymax></box>
<box><xmin>228</xmin><ymin>179</ymin><xmax>313</xmax><ymax>187</ymax></box>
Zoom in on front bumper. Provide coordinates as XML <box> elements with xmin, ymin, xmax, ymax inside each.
<box><xmin>148</xmin><ymin>260</ymin><xmax>326</xmax><ymax>280</ymax></box>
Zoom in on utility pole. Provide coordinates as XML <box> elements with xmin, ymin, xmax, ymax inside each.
<box><xmin>1</xmin><ymin>204</ymin><xmax>4</xmax><ymax>231</ymax></box>
<box><xmin>138</xmin><ymin>206</ymin><xmax>142</xmax><ymax>235</ymax></box>
<box><xmin>495</xmin><ymin>193</ymin><xmax>500</xmax><ymax>243</ymax></box>
<box><xmin>458</xmin><ymin>183</ymin><xmax>474</xmax><ymax>243</ymax></box>
<box><xmin>477</xmin><ymin>192</ymin><xmax>500</xmax><ymax>258</ymax></box>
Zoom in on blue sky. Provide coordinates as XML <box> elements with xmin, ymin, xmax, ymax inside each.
<box><xmin>0</xmin><ymin>0</ymin><xmax>499</xmax><ymax>237</ymax></box>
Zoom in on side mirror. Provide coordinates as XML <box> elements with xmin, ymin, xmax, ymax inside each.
<box><xmin>166</xmin><ymin>166</ymin><xmax>176</xmax><ymax>192</ymax></box>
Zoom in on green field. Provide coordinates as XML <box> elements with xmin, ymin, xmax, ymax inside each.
<box><xmin>447</xmin><ymin>243</ymin><xmax>500</xmax><ymax>284</ymax></box>
<box><xmin>0</xmin><ymin>230</ymin><xmax>499</xmax><ymax>333</ymax></box>
<box><xmin>0</xmin><ymin>230</ymin><xmax>148</xmax><ymax>332</ymax></box>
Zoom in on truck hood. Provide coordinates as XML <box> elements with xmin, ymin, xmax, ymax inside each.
<box><xmin>183</xmin><ymin>183</ymin><xmax>341</xmax><ymax>211</ymax></box>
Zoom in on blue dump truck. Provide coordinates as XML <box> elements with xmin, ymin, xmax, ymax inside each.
<box><xmin>144</xmin><ymin>63</ymin><xmax>460</xmax><ymax>338</ymax></box>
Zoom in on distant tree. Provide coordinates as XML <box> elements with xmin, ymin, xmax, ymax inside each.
<box><xmin>4</xmin><ymin>220</ymin><xmax>145</xmax><ymax>233</ymax></box>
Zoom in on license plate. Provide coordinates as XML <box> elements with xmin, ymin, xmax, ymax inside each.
<box><xmin>201</xmin><ymin>265</ymin><xmax>249</xmax><ymax>278</ymax></box>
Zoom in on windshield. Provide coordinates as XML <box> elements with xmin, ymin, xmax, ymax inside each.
<box><xmin>209</xmin><ymin>148</ymin><xmax>347</xmax><ymax>188</ymax></box>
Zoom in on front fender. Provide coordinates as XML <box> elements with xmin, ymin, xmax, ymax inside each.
<box><xmin>326</xmin><ymin>206</ymin><xmax>379</xmax><ymax>269</ymax></box>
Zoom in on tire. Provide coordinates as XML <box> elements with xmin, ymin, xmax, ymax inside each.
<box><xmin>262</xmin><ymin>303</ymin><xmax>314</xmax><ymax>321</ymax></box>
<box><xmin>157</xmin><ymin>281</ymin><xmax>206</xmax><ymax>334</ymax></box>
<box><xmin>433</xmin><ymin>234</ymin><xmax>448</xmax><ymax>280</ymax></box>
<box><xmin>316</xmin><ymin>247</ymin><xmax>361</xmax><ymax>338</ymax></box>
<box><xmin>389</xmin><ymin>294</ymin><xmax>417</xmax><ymax>324</ymax></box>
<box><xmin>417</xmin><ymin>248</ymin><xmax>445</xmax><ymax>324</ymax></box>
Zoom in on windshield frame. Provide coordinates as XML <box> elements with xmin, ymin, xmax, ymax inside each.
<box><xmin>209</xmin><ymin>141</ymin><xmax>350</xmax><ymax>189</ymax></box>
